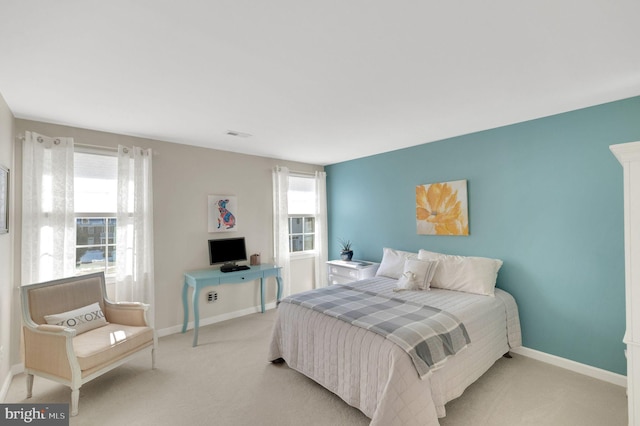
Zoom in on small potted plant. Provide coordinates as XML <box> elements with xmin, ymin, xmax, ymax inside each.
<box><xmin>339</xmin><ymin>238</ymin><xmax>353</xmax><ymax>261</ymax></box>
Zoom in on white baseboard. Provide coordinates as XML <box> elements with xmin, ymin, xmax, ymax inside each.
<box><xmin>2</xmin><ymin>304</ymin><xmax>277</xmax><ymax>400</ymax></box>
<box><xmin>511</xmin><ymin>346</ymin><xmax>627</xmax><ymax>388</ymax></box>
<box><xmin>0</xmin><ymin>370</ymin><xmax>11</xmax><ymax>402</ymax></box>
<box><xmin>3</xmin><ymin>321</ymin><xmax>625</xmax><ymax>401</ymax></box>
<box><xmin>161</xmin><ymin>311</ymin><xmax>627</xmax><ymax>388</ymax></box>
<box><xmin>0</xmin><ymin>364</ymin><xmax>23</xmax><ymax>402</ymax></box>
<box><xmin>11</xmin><ymin>363</ymin><xmax>24</xmax><ymax>377</ymax></box>
<box><xmin>157</xmin><ymin>302</ymin><xmax>277</xmax><ymax>338</ymax></box>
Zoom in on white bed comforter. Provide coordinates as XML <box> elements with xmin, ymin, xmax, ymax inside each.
<box><xmin>268</xmin><ymin>277</ymin><xmax>522</xmax><ymax>426</ymax></box>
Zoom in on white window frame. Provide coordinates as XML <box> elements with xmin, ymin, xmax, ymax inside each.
<box><xmin>288</xmin><ymin>214</ymin><xmax>316</xmax><ymax>258</ymax></box>
<box><xmin>73</xmin><ymin>147</ymin><xmax>118</xmax><ymax>280</ymax></box>
<box><xmin>74</xmin><ymin>213</ymin><xmax>117</xmax><ymax>278</ymax></box>
<box><xmin>287</xmin><ymin>174</ymin><xmax>318</xmax><ymax>259</ymax></box>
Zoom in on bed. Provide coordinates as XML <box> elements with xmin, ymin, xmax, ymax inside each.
<box><xmin>268</xmin><ymin>249</ymin><xmax>522</xmax><ymax>426</ymax></box>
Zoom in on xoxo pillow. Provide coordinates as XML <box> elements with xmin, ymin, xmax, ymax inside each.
<box><xmin>44</xmin><ymin>302</ymin><xmax>108</xmax><ymax>335</ymax></box>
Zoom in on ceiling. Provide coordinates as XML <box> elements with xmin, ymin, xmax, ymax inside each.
<box><xmin>1</xmin><ymin>1</ymin><xmax>639</xmax><ymax>166</ymax></box>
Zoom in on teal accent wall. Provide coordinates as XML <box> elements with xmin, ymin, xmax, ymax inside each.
<box><xmin>326</xmin><ymin>96</ymin><xmax>640</xmax><ymax>375</ymax></box>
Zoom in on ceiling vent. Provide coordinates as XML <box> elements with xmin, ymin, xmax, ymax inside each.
<box><xmin>225</xmin><ymin>130</ymin><xmax>252</xmax><ymax>138</ymax></box>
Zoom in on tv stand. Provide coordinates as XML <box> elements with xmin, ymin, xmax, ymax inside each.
<box><xmin>220</xmin><ymin>264</ymin><xmax>250</xmax><ymax>273</ymax></box>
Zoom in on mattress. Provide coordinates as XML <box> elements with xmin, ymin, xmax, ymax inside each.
<box><xmin>268</xmin><ymin>276</ymin><xmax>522</xmax><ymax>426</ymax></box>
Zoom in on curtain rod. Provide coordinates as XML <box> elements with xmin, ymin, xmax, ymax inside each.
<box><xmin>76</xmin><ymin>143</ymin><xmax>157</xmax><ymax>156</ymax></box>
<box><xmin>17</xmin><ymin>135</ymin><xmax>155</xmax><ymax>155</ymax></box>
<box><xmin>75</xmin><ymin>143</ymin><xmax>118</xmax><ymax>152</ymax></box>
<box><xmin>16</xmin><ymin>134</ymin><xmax>116</xmax><ymax>150</ymax></box>
<box><xmin>277</xmin><ymin>166</ymin><xmax>323</xmax><ymax>177</ymax></box>
<box><xmin>290</xmin><ymin>170</ymin><xmax>318</xmax><ymax>177</ymax></box>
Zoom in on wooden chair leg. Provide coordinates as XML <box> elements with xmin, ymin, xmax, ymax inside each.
<box><xmin>26</xmin><ymin>373</ymin><xmax>34</xmax><ymax>398</ymax></box>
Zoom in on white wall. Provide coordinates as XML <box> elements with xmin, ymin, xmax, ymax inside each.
<box><xmin>0</xmin><ymin>92</ymin><xmax>15</xmax><ymax>399</ymax></box>
<box><xmin>9</xmin><ymin>119</ymin><xmax>323</xmax><ymax>364</ymax></box>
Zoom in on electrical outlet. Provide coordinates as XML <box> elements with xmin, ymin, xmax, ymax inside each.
<box><xmin>207</xmin><ymin>292</ymin><xmax>218</xmax><ymax>303</ymax></box>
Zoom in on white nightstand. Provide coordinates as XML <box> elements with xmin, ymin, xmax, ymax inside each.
<box><xmin>327</xmin><ymin>260</ymin><xmax>380</xmax><ymax>285</ymax></box>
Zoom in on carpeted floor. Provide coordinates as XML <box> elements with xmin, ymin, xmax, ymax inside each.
<box><xmin>4</xmin><ymin>310</ymin><xmax>628</xmax><ymax>425</ymax></box>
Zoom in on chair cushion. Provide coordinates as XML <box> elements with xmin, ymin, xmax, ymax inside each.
<box><xmin>73</xmin><ymin>323</ymin><xmax>154</xmax><ymax>371</ymax></box>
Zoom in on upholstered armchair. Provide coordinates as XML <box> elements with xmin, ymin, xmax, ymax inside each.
<box><xmin>21</xmin><ymin>272</ymin><xmax>157</xmax><ymax>416</ymax></box>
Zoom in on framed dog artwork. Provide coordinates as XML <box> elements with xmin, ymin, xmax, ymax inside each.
<box><xmin>208</xmin><ymin>195</ymin><xmax>238</xmax><ymax>233</ymax></box>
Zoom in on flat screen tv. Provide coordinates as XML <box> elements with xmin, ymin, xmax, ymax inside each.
<box><xmin>208</xmin><ymin>237</ymin><xmax>247</xmax><ymax>267</ymax></box>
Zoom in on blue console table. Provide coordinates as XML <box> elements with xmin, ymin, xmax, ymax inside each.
<box><xmin>181</xmin><ymin>264</ymin><xmax>282</xmax><ymax>346</ymax></box>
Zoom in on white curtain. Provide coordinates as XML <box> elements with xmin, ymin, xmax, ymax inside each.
<box><xmin>115</xmin><ymin>146</ymin><xmax>155</xmax><ymax>323</ymax></box>
<box><xmin>22</xmin><ymin>132</ymin><xmax>76</xmax><ymax>284</ymax></box>
<box><xmin>314</xmin><ymin>171</ymin><xmax>328</xmax><ymax>288</ymax></box>
<box><xmin>272</xmin><ymin>166</ymin><xmax>291</xmax><ymax>297</ymax></box>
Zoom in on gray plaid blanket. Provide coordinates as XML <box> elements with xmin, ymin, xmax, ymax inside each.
<box><xmin>282</xmin><ymin>284</ymin><xmax>470</xmax><ymax>378</ymax></box>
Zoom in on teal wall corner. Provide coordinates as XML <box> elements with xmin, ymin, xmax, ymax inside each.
<box><xmin>326</xmin><ymin>96</ymin><xmax>640</xmax><ymax>375</ymax></box>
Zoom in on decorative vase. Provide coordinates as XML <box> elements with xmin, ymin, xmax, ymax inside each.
<box><xmin>340</xmin><ymin>250</ymin><xmax>353</xmax><ymax>261</ymax></box>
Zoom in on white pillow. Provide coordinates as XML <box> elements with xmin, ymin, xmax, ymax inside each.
<box><xmin>403</xmin><ymin>258</ymin><xmax>439</xmax><ymax>290</ymax></box>
<box><xmin>415</xmin><ymin>249</ymin><xmax>443</xmax><ymax>260</ymax></box>
<box><xmin>44</xmin><ymin>302</ymin><xmax>108</xmax><ymax>335</ymax></box>
<box><xmin>418</xmin><ymin>249</ymin><xmax>503</xmax><ymax>296</ymax></box>
<box><xmin>376</xmin><ymin>248</ymin><xmax>418</xmax><ymax>279</ymax></box>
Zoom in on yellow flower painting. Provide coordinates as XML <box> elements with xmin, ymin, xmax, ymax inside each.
<box><xmin>416</xmin><ymin>180</ymin><xmax>469</xmax><ymax>236</ymax></box>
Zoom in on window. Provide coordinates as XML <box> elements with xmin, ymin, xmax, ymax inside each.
<box><xmin>74</xmin><ymin>151</ymin><xmax>118</xmax><ymax>276</ymax></box>
<box><xmin>288</xmin><ymin>175</ymin><xmax>316</xmax><ymax>253</ymax></box>
<box><xmin>289</xmin><ymin>216</ymin><xmax>315</xmax><ymax>252</ymax></box>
